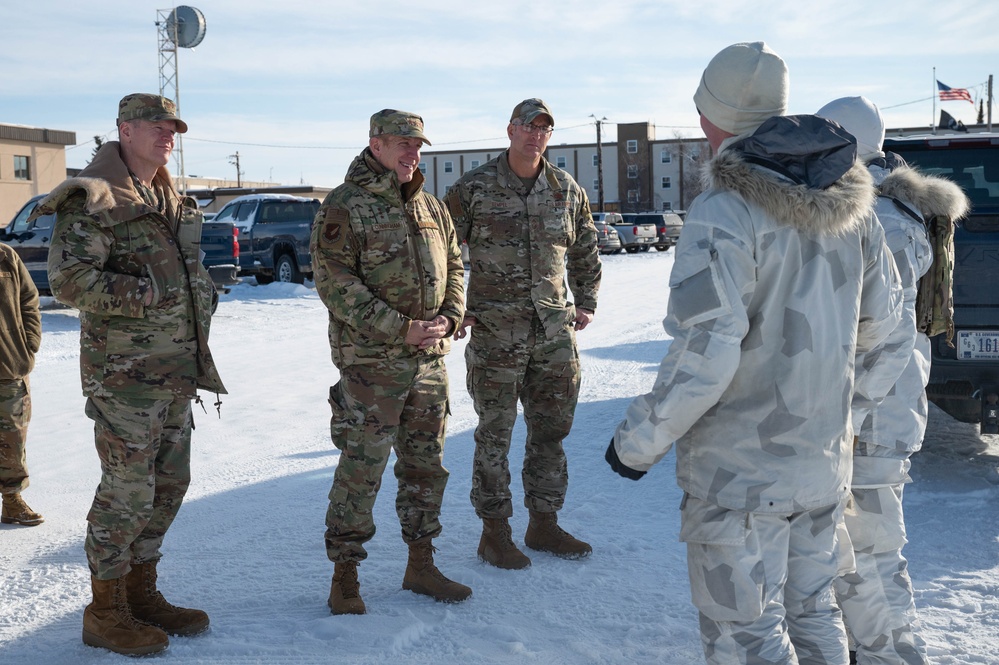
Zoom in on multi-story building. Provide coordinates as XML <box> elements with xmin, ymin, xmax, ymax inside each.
<box><xmin>1</xmin><ymin>123</ymin><xmax>76</xmax><ymax>226</ymax></box>
<box><xmin>420</xmin><ymin>121</ymin><xmax>710</xmax><ymax>214</ymax></box>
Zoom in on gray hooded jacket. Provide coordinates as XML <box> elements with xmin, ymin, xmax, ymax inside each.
<box><xmin>613</xmin><ymin>115</ymin><xmax>902</xmax><ymax>513</ymax></box>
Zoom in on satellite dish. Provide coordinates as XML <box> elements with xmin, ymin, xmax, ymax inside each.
<box><xmin>165</xmin><ymin>6</ymin><xmax>206</xmax><ymax>48</ymax></box>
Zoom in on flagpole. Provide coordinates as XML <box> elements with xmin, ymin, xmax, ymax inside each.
<box><xmin>932</xmin><ymin>67</ymin><xmax>937</xmax><ymax>134</ymax></box>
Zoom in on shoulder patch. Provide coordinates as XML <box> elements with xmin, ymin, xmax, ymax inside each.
<box><xmin>444</xmin><ymin>189</ymin><xmax>464</xmax><ymax>219</ymax></box>
<box><xmin>319</xmin><ymin>207</ymin><xmax>350</xmax><ymax>248</ymax></box>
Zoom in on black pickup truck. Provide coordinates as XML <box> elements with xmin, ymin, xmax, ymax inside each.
<box><xmin>885</xmin><ymin>132</ymin><xmax>999</xmax><ymax>434</ymax></box>
<box><xmin>1</xmin><ymin>193</ymin><xmax>240</xmax><ymax>296</ymax></box>
<box><xmin>211</xmin><ymin>194</ymin><xmax>320</xmax><ymax>284</ymax></box>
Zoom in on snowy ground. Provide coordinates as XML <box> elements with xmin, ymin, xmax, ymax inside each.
<box><xmin>2</xmin><ymin>250</ymin><xmax>998</xmax><ymax>664</ymax></box>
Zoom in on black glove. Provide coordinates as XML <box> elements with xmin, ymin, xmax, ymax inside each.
<box><xmin>605</xmin><ymin>439</ymin><xmax>646</xmax><ymax>481</ymax></box>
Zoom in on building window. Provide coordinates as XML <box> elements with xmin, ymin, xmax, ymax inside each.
<box><xmin>627</xmin><ymin>165</ymin><xmax>638</xmax><ymax>179</ymax></box>
<box><xmin>556</xmin><ymin>156</ymin><xmax>567</xmax><ymax>168</ymax></box>
<box><xmin>661</xmin><ymin>177</ymin><xmax>672</xmax><ymax>189</ymax></box>
<box><xmin>662</xmin><ymin>201</ymin><xmax>672</xmax><ymax>211</ymax></box>
<box><xmin>626</xmin><ymin>140</ymin><xmax>638</xmax><ymax>154</ymax></box>
<box><xmin>444</xmin><ymin>161</ymin><xmax>453</xmax><ymax>173</ymax></box>
<box><xmin>592</xmin><ymin>154</ymin><xmax>599</xmax><ymax>167</ymax></box>
<box><xmin>418</xmin><ymin>162</ymin><xmax>427</xmax><ymax>174</ymax></box>
<box><xmin>661</xmin><ymin>150</ymin><xmax>672</xmax><ymax>163</ymax></box>
<box><xmin>593</xmin><ymin>179</ymin><xmax>600</xmax><ymax>191</ymax></box>
<box><xmin>627</xmin><ymin>189</ymin><xmax>639</xmax><ymax>203</ymax></box>
<box><xmin>13</xmin><ymin>155</ymin><xmax>30</xmax><ymax>180</ymax></box>
<box><xmin>470</xmin><ymin>160</ymin><xmax>480</xmax><ymax>169</ymax></box>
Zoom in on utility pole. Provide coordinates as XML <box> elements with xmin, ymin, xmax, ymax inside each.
<box><xmin>989</xmin><ymin>74</ymin><xmax>994</xmax><ymax>131</ymax></box>
<box><xmin>228</xmin><ymin>151</ymin><xmax>242</xmax><ymax>187</ymax></box>
<box><xmin>590</xmin><ymin>115</ymin><xmax>607</xmax><ymax>212</ymax></box>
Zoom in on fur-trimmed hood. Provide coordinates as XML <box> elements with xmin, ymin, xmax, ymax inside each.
<box><xmin>33</xmin><ymin>141</ymin><xmax>187</xmax><ymax>226</ymax></box>
<box><xmin>876</xmin><ymin>162</ymin><xmax>971</xmax><ymax>222</ymax></box>
<box><xmin>706</xmin><ymin>114</ymin><xmax>875</xmax><ymax>235</ymax></box>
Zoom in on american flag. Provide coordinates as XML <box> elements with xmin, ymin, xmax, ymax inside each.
<box><xmin>937</xmin><ymin>80</ymin><xmax>974</xmax><ymax>104</ymax></box>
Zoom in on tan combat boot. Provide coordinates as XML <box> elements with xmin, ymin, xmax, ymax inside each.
<box><xmin>83</xmin><ymin>575</ymin><xmax>169</xmax><ymax>656</ymax></box>
<box><xmin>125</xmin><ymin>561</ymin><xmax>210</xmax><ymax>636</ymax></box>
<box><xmin>328</xmin><ymin>561</ymin><xmax>366</xmax><ymax>615</ymax></box>
<box><xmin>478</xmin><ymin>518</ymin><xmax>531</xmax><ymax>570</ymax></box>
<box><xmin>1</xmin><ymin>492</ymin><xmax>44</xmax><ymax>526</ymax></box>
<box><xmin>402</xmin><ymin>539</ymin><xmax>472</xmax><ymax>603</ymax></box>
<box><xmin>525</xmin><ymin>510</ymin><xmax>592</xmax><ymax>559</ymax></box>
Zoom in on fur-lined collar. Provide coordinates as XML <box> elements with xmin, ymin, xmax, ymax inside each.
<box><xmin>706</xmin><ymin>149</ymin><xmax>875</xmax><ymax>235</ymax></box>
<box><xmin>35</xmin><ymin>142</ymin><xmax>184</xmax><ymax>225</ymax></box>
<box><xmin>878</xmin><ymin>165</ymin><xmax>971</xmax><ymax>222</ymax></box>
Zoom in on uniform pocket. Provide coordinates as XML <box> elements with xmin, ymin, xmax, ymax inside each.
<box><xmin>680</xmin><ymin>494</ymin><xmax>765</xmax><ymax>622</ymax></box>
<box><xmin>328</xmin><ymin>381</ymin><xmax>354</xmax><ymax>451</ymax></box>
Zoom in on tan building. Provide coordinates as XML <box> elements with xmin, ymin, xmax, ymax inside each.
<box><xmin>420</xmin><ymin>122</ymin><xmax>710</xmax><ymax>214</ymax></box>
<box><xmin>1</xmin><ymin>123</ymin><xmax>76</xmax><ymax>226</ymax></box>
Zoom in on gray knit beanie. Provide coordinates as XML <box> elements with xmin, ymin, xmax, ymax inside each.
<box><xmin>693</xmin><ymin>41</ymin><xmax>789</xmax><ymax>136</ymax></box>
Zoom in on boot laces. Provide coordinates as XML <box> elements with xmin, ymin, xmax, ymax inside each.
<box><xmin>338</xmin><ymin>565</ymin><xmax>361</xmax><ymax>600</ymax></box>
<box><xmin>112</xmin><ymin>581</ymin><xmax>147</xmax><ymax>629</ymax></box>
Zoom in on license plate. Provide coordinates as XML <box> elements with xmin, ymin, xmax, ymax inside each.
<box><xmin>958</xmin><ymin>330</ymin><xmax>999</xmax><ymax>360</ymax></box>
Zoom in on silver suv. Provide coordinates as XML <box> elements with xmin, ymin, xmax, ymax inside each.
<box><xmin>591</xmin><ymin>212</ymin><xmax>623</xmax><ymax>254</ymax></box>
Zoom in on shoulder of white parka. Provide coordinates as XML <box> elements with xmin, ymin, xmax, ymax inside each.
<box><xmin>878</xmin><ymin>165</ymin><xmax>971</xmax><ymax>223</ymax></box>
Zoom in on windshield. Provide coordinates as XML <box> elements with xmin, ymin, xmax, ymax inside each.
<box><xmin>886</xmin><ymin>140</ymin><xmax>999</xmax><ymax>212</ymax></box>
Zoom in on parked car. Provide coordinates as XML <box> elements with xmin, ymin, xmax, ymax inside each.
<box><xmin>616</xmin><ymin>213</ymin><xmax>658</xmax><ymax>253</ymax></box>
<box><xmin>885</xmin><ymin>132</ymin><xmax>999</xmax><ymax>434</ymax></box>
<box><xmin>1</xmin><ymin>193</ymin><xmax>240</xmax><ymax>298</ymax></box>
<box><xmin>1</xmin><ymin>194</ymin><xmax>51</xmax><ymax>292</ymax></box>
<box><xmin>213</xmin><ymin>194</ymin><xmax>320</xmax><ymax>284</ymax></box>
<box><xmin>590</xmin><ymin>213</ymin><xmax>623</xmax><ymax>254</ymax></box>
<box><xmin>629</xmin><ymin>212</ymin><xmax>684</xmax><ymax>251</ymax></box>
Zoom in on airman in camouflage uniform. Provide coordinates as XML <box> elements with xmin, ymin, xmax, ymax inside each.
<box><xmin>311</xmin><ymin>110</ymin><xmax>470</xmax><ymax>614</ymax></box>
<box><xmin>444</xmin><ymin>99</ymin><xmax>602</xmax><ymax>570</ymax></box>
<box><xmin>38</xmin><ymin>93</ymin><xmax>225</xmax><ymax>656</ymax></box>
<box><xmin>0</xmin><ymin>242</ymin><xmax>43</xmax><ymax>526</ymax></box>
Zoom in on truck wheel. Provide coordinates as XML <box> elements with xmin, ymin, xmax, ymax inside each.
<box><xmin>655</xmin><ymin>244</ymin><xmax>670</xmax><ymax>252</ymax></box>
<box><xmin>275</xmin><ymin>253</ymin><xmax>304</xmax><ymax>284</ymax></box>
<box><xmin>625</xmin><ymin>246</ymin><xmax>640</xmax><ymax>254</ymax></box>
<box><xmin>640</xmin><ymin>245</ymin><xmax>652</xmax><ymax>253</ymax></box>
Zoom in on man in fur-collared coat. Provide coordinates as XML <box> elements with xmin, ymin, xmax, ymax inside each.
<box><xmin>606</xmin><ymin>44</ymin><xmax>903</xmax><ymax>664</ymax></box>
<box><xmin>37</xmin><ymin>94</ymin><xmax>225</xmax><ymax>657</ymax></box>
<box><xmin>819</xmin><ymin>96</ymin><xmax>970</xmax><ymax>665</ymax></box>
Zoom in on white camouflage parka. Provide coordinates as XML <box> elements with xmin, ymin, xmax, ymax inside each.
<box><xmin>851</xmin><ymin>157</ymin><xmax>970</xmax><ymax>486</ymax></box>
<box><xmin>613</xmin><ymin>115</ymin><xmax>903</xmax><ymax>514</ymax></box>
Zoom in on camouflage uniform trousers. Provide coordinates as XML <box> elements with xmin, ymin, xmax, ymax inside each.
<box><xmin>680</xmin><ymin>493</ymin><xmax>849</xmax><ymax>665</ymax></box>
<box><xmin>0</xmin><ymin>378</ymin><xmax>31</xmax><ymax>494</ymax></box>
<box><xmin>324</xmin><ymin>356</ymin><xmax>451</xmax><ymax>564</ymax></box>
<box><xmin>83</xmin><ymin>394</ymin><xmax>193</xmax><ymax>580</ymax></box>
<box><xmin>835</xmin><ymin>445</ymin><xmax>929</xmax><ymax>665</ymax></box>
<box><xmin>466</xmin><ymin>319</ymin><xmax>580</xmax><ymax>519</ymax></box>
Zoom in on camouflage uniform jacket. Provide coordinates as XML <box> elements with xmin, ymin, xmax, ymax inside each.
<box><xmin>445</xmin><ymin>151</ymin><xmax>601</xmax><ymax>344</ymax></box>
<box><xmin>613</xmin><ymin>116</ymin><xmax>903</xmax><ymax>514</ymax></box>
<box><xmin>39</xmin><ymin>142</ymin><xmax>225</xmax><ymax>399</ymax></box>
<box><xmin>851</xmin><ymin>161</ymin><xmax>969</xmax><ymax>486</ymax></box>
<box><xmin>0</xmin><ymin>243</ymin><xmax>41</xmax><ymax>380</ymax></box>
<box><xmin>310</xmin><ymin>149</ymin><xmax>464</xmax><ymax>368</ymax></box>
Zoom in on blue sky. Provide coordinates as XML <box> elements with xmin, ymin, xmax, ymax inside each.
<box><xmin>2</xmin><ymin>0</ymin><xmax>996</xmax><ymax>188</ymax></box>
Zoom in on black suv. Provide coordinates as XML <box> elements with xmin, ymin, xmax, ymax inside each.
<box><xmin>885</xmin><ymin>132</ymin><xmax>999</xmax><ymax>433</ymax></box>
<box><xmin>1</xmin><ymin>195</ymin><xmax>54</xmax><ymax>293</ymax></box>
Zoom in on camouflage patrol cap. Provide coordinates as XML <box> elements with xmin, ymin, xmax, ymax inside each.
<box><xmin>369</xmin><ymin>109</ymin><xmax>431</xmax><ymax>145</ymax></box>
<box><xmin>116</xmin><ymin>93</ymin><xmax>188</xmax><ymax>133</ymax></box>
<box><xmin>510</xmin><ymin>98</ymin><xmax>554</xmax><ymax>126</ymax></box>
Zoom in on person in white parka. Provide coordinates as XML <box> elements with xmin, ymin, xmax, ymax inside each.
<box><xmin>606</xmin><ymin>43</ymin><xmax>903</xmax><ymax>665</ymax></box>
<box><xmin>818</xmin><ymin>95</ymin><xmax>970</xmax><ymax>665</ymax></box>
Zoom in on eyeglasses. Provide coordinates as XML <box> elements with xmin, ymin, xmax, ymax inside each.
<box><xmin>514</xmin><ymin>122</ymin><xmax>554</xmax><ymax>137</ymax></box>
